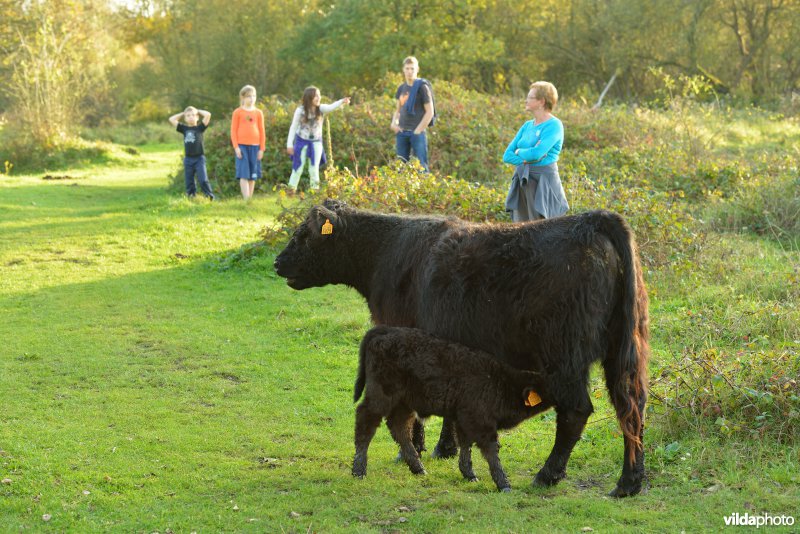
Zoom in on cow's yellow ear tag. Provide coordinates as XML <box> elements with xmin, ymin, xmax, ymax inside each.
<box><xmin>321</xmin><ymin>219</ymin><xmax>333</xmax><ymax>235</ymax></box>
<box><xmin>525</xmin><ymin>390</ymin><xmax>542</xmax><ymax>407</ymax></box>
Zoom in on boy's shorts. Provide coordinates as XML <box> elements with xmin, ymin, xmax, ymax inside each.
<box><xmin>235</xmin><ymin>144</ymin><xmax>262</xmax><ymax>180</ymax></box>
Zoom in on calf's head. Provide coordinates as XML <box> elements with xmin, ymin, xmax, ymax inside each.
<box><xmin>274</xmin><ymin>202</ymin><xmax>341</xmax><ymax>290</ymax></box>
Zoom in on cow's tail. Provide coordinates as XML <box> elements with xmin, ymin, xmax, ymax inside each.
<box><xmin>594</xmin><ymin>211</ymin><xmax>650</xmax><ymax>462</ymax></box>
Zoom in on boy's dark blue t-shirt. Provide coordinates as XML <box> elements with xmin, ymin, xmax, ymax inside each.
<box><xmin>176</xmin><ymin>122</ymin><xmax>207</xmax><ymax>157</ymax></box>
<box><xmin>395</xmin><ymin>81</ymin><xmax>432</xmax><ymax>131</ymax></box>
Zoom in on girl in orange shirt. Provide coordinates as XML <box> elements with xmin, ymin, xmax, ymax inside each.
<box><xmin>230</xmin><ymin>85</ymin><xmax>266</xmax><ymax>200</ymax></box>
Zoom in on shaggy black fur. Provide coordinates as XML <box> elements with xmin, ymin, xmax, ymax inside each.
<box><xmin>352</xmin><ymin>326</ymin><xmax>551</xmax><ymax>492</ymax></box>
<box><xmin>274</xmin><ymin>199</ymin><xmax>650</xmax><ymax>497</ymax></box>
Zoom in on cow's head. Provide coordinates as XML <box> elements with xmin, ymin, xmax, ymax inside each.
<box><xmin>273</xmin><ymin>199</ymin><xmax>344</xmax><ymax>290</ymax></box>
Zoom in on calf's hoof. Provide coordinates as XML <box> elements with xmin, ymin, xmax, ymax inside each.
<box><xmin>431</xmin><ymin>442</ymin><xmax>458</xmax><ymax>459</ymax></box>
<box><xmin>499</xmin><ymin>486</ymin><xmax>512</xmax><ymax>493</ymax></box>
<box><xmin>532</xmin><ymin>468</ymin><xmax>566</xmax><ymax>488</ymax></box>
<box><xmin>352</xmin><ymin>470</ymin><xmax>366</xmax><ymax>479</ymax></box>
<box><xmin>468</xmin><ymin>477</ymin><xmax>478</xmax><ymax>483</ymax></box>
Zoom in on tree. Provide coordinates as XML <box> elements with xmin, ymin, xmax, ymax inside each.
<box><xmin>0</xmin><ymin>0</ymin><xmax>26</xmax><ymax>112</ymax></box>
<box><xmin>3</xmin><ymin>0</ymin><xmax>117</xmax><ymax>144</ymax></box>
<box><xmin>285</xmin><ymin>0</ymin><xmax>508</xmax><ymax>94</ymax></box>
<box><xmin>125</xmin><ymin>0</ymin><xmax>304</xmax><ymax>110</ymax></box>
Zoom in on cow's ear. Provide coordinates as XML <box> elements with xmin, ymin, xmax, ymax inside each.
<box><xmin>308</xmin><ymin>205</ymin><xmax>339</xmax><ymax>237</ymax></box>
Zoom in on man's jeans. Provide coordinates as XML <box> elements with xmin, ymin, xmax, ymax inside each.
<box><xmin>395</xmin><ymin>130</ymin><xmax>429</xmax><ymax>171</ymax></box>
<box><xmin>184</xmin><ymin>155</ymin><xmax>214</xmax><ymax>198</ymax></box>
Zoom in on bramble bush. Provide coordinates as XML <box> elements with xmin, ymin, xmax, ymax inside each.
<box><xmin>323</xmin><ymin>161</ymin><xmax>508</xmax><ymax>221</ymax></box>
<box><xmin>565</xmin><ymin>170</ymin><xmax>704</xmax><ymax>269</ymax></box>
<box><xmin>258</xmin><ymin>159</ymin><xmax>703</xmax><ymax>272</ymax></box>
<box><xmin>259</xmin><ymin>161</ymin><xmax>508</xmax><ymax>246</ymax></box>
<box><xmin>169</xmin><ymin>78</ymin><xmax>797</xmax><ymax>206</ymax></box>
<box><xmin>650</xmin><ymin>347</ymin><xmax>799</xmax><ymax>445</ymax></box>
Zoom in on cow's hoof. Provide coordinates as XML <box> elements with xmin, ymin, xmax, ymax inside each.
<box><xmin>499</xmin><ymin>486</ymin><xmax>512</xmax><ymax>493</ymax></box>
<box><xmin>609</xmin><ymin>479</ymin><xmax>647</xmax><ymax>498</ymax></box>
<box><xmin>411</xmin><ymin>468</ymin><xmax>427</xmax><ymax>476</ymax></box>
<box><xmin>431</xmin><ymin>443</ymin><xmax>458</xmax><ymax>459</ymax></box>
<box><xmin>352</xmin><ymin>470</ymin><xmax>366</xmax><ymax>479</ymax></box>
<box><xmin>532</xmin><ymin>469</ymin><xmax>566</xmax><ymax>488</ymax></box>
<box><xmin>468</xmin><ymin>477</ymin><xmax>478</xmax><ymax>483</ymax></box>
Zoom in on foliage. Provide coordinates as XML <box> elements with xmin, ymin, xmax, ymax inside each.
<box><xmin>123</xmin><ymin>0</ymin><xmax>300</xmax><ymax>112</ymax></box>
<box><xmin>113</xmin><ymin>0</ymin><xmax>800</xmax><ymax>107</ymax></box>
<box><xmin>285</xmin><ymin>0</ymin><xmax>509</xmax><ymax>93</ymax></box>
<box><xmin>324</xmin><ymin>161</ymin><xmax>508</xmax><ymax>220</ymax></box>
<box><xmin>260</xmin><ymin>160</ymin><xmax>508</xmax><ymax>245</ymax></box>
<box><xmin>256</xmin><ymin>159</ymin><xmax>703</xmax><ymax>276</ymax></box>
<box><xmin>651</xmin><ymin>347</ymin><xmax>799</xmax><ymax>445</ymax></box>
<box><xmin>2</xmin><ymin>0</ymin><xmax>118</xmax><ymax>145</ymax></box>
<box><xmin>705</xmin><ymin>161</ymin><xmax>800</xmax><ymax>247</ymax></box>
<box><xmin>566</xmin><ymin>173</ymin><xmax>703</xmax><ymax>269</ymax></box>
<box><xmin>80</xmin><ymin>121</ymin><xmax>175</xmax><ymax>147</ymax></box>
<box><xmin>128</xmin><ymin>97</ymin><xmax>171</xmax><ymax>124</ymax></box>
<box><xmin>0</xmin><ymin>134</ymin><xmax>139</xmax><ymax>173</ymax></box>
<box><xmin>5</xmin><ymin>0</ymin><xmax>800</xmax><ymax>134</ymax></box>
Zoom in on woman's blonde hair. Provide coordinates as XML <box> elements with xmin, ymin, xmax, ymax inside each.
<box><xmin>530</xmin><ymin>81</ymin><xmax>558</xmax><ymax>111</ymax></box>
<box><xmin>239</xmin><ymin>85</ymin><xmax>256</xmax><ymax>104</ymax></box>
<box><xmin>183</xmin><ymin>105</ymin><xmax>197</xmax><ymax>114</ymax></box>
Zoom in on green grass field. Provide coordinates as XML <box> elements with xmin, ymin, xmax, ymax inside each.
<box><xmin>1</xmin><ymin>146</ymin><xmax>798</xmax><ymax>532</ymax></box>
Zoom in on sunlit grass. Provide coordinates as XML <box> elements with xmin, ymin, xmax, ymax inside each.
<box><xmin>0</xmin><ymin>145</ymin><xmax>797</xmax><ymax>531</ymax></box>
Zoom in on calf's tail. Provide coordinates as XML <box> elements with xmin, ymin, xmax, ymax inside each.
<box><xmin>354</xmin><ymin>326</ymin><xmax>394</xmax><ymax>402</ymax></box>
<box><xmin>354</xmin><ymin>336</ymin><xmax>368</xmax><ymax>403</ymax></box>
<box><xmin>354</xmin><ymin>327</ymin><xmax>386</xmax><ymax>402</ymax></box>
<box><xmin>593</xmin><ymin>211</ymin><xmax>650</xmax><ymax>461</ymax></box>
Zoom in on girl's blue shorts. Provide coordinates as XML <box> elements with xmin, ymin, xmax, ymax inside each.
<box><xmin>235</xmin><ymin>144</ymin><xmax>262</xmax><ymax>180</ymax></box>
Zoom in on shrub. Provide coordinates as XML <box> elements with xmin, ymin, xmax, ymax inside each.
<box><xmin>650</xmin><ymin>347</ymin><xmax>799</xmax><ymax>445</ymax></box>
<box><xmin>260</xmin><ymin>161</ymin><xmax>508</xmax><ymax>246</ymax></box>
<box><xmin>323</xmin><ymin>161</ymin><xmax>508</xmax><ymax>221</ymax></box>
<box><xmin>259</xmin><ymin>160</ymin><xmax>703</xmax><ymax>273</ymax></box>
<box><xmin>566</xmin><ymin>170</ymin><xmax>704</xmax><ymax>269</ymax></box>
<box><xmin>174</xmin><ymin>81</ymin><xmax>795</xmax><ymax>204</ymax></box>
<box><xmin>0</xmin><ymin>133</ymin><xmax>138</xmax><ymax>173</ymax></box>
<box><xmin>129</xmin><ymin>97</ymin><xmax>170</xmax><ymax>124</ymax></box>
<box><xmin>81</xmin><ymin>121</ymin><xmax>175</xmax><ymax>147</ymax></box>
<box><xmin>705</xmin><ymin>161</ymin><xmax>800</xmax><ymax>247</ymax></box>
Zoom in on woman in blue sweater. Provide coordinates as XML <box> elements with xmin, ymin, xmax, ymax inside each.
<box><xmin>502</xmin><ymin>81</ymin><xmax>568</xmax><ymax>221</ymax></box>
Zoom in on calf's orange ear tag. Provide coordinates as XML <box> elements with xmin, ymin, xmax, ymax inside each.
<box><xmin>525</xmin><ymin>390</ymin><xmax>542</xmax><ymax>407</ymax></box>
<box><xmin>321</xmin><ymin>219</ymin><xmax>333</xmax><ymax>235</ymax></box>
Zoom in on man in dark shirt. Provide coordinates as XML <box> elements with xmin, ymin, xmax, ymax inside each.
<box><xmin>169</xmin><ymin>106</ymin><xmax>215</xmax><ymax>200</ymax></box>
<box><xmin>391</xmin><ymin>56</ymin><xmax>435</xmax><ymax>172</ymax></box>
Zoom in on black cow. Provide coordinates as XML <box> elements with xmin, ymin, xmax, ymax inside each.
<box><xmin>353</xmin><ymin>325</ymin><xmax>553</xmax><ymax>492</ymax></box>
<box><xmin>274</xmin><ymin>199</ymin><xmax>650</xmax><ymax>497</ymax></box>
